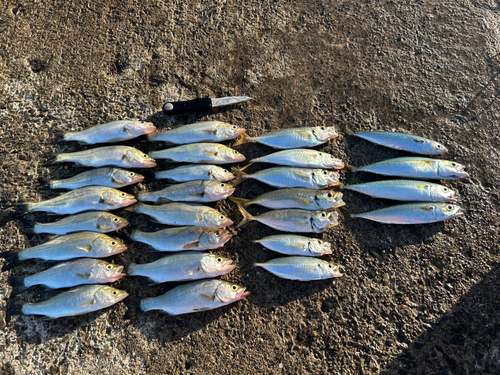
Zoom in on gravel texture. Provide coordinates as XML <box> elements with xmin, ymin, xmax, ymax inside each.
<box><xmin>1</xmin><ymin>1</ymin><xmax>500</xmax><ymax>374</ymax></box>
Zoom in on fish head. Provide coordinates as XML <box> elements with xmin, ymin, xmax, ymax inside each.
<box><xmin>320</xmin><ymin>261</ymin><xmax>343</xmax><ymax>279</ymax></box>
<box><xmin>201</xmin><ymin>228</ymin><xmax>233</xmax><ymax>249</ymax></box>
<box><xmin>200</xmin><ymin>254</ymin><xmax>236</xmax><ymax>277</ymax></box>
<box><xmin>438</xmin><ymin>161</ymin><xmax>469</xmax><ymax>179</ymax></box>
<box><xmin>312</xmin><ymin>169</ymin><xmax>341</xmax><ymax>188</ymax></box>
<box><xmin>318</xmin><ymin>152</ymin><xmax>344</xmax><ymax>169</ymax></box>
<box><xmin>96</xmin><ymin>286</ymin><xmax>129</xmax><ymax>306</ymax></box>
<box><xmin>210</xmin><ymin>166</ymin><xmax>235</xmax><ymax>182</ymax></box>
<box><xmin>126</xmin><ymin>149</ymin><xmax>157</xmax><ymax>168</ymax></box>
<box><xmin>125</xmin><ymin>121</ymin><xmax>157</xmax><ymax>136</ymax></box>
<box><xmin>96</xmin><ymin>213</ymin><xmax>129</xmax><ymax>232</ymax></box>
<box><xmin>312</xmin><ymin>210</ymin><xmax>339</xmax><ymax>233</ymax></box>
<box><xmin>101</xmin><ymin>189</ymin><xmax>137</xmax><ymax>208</ymax></box>
<box><xmin>91</xmin><ymin>261</ymin><xmax>127</xmax><ymax>283</ymax></box>
<box><xmin>111</xmin><ymin>169</ymin><xmax>144</xmax><ymax>185</ymax></box>
<box><xmin>205</xmin><ymin>182</ymin><xmax>235</xmax><ymax>201</ymax></box>
<box><xmin>423</xmin><ymin>140</ymin><xmax>448</xmax><ymax>155</ymax></box>
<box><xmin>217</xmin><ymin>123</ymin><xmax>246</xmax><ymax>139</ymax></box>
<box><xmin>222</xmin><ymin>147</ymin><xmax>246</xmax><ymax>163</ymax></box>
<box><xmin>316</xmin><ymin>190</ymin><xmax>345</xmax><ymax>210</ymax></box>
<box><xmin>216</xmin><ymin>282</ymin><xmax>250</xmax><ymax>303</ymax></box>
<box><xmin>308</xmin><ymin>239</ymin><xmax>333</xmax><ymax>256</ymax></box>
<box><xmin>92</xmin><ymin>235</ymin><xmax>128</xmax><ymax>256</ymax></box>
<box><xmin>430</xmin><ymin>185</ymin><xmax>457</xmax><ymax>202</ymax></box>
<box><xmin>312</xmin><ymin>126</ymin><xmax>338</xmax><ymax>141</ymax></box>
<box><xmin>436</xmin><ymin>203</ymin><xmax>463</xmax><ymax>221</ymax></box>
<box><xmin>207</xmin><ymin>212</ymin><xmax>234</xmax><ymax>228</ymax></box>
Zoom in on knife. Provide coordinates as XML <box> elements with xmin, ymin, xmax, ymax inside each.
<box><xmin>163</xmin><ymin>96</ymin><xmax>252</xmax><ymax>115</ymax></box>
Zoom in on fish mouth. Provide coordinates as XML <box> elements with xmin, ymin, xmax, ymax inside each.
<box><xmin>113</xmin><ymin>243</ymin><xmax>128</xmax><ymax>254</ymax></box>
<box><xmin>116</xmin><ymin>291</ymin><xmax>129</xmax><ymax>303</ymax></box>
<box><xmin>123</xmin><ymin>197</ymin><xmax>138</xmax><ymax>206</ymax></box>
<box><xmin>141</xmin><ymin>161</ymin><xmax>157</xmax><ymax>168</ymax></box>
<box><xmin>234</xmin><ymin>128</ymin><xmax>246</xmax><ymax>138</ymax></box>
<box><xmin>219</xmin><ymin>232</ymin><xmax>233</xmax><ymax>245</ymax></box>
<box><xmin>134</xmin><ymin>175</ymin><xmax>145</xmax><ymax>183</ymax></box>
<box><xmin>221</xmin><ymin>218</ymin><xmax>234</xmax><ymax>227</ymax></box>
<box><xmin>236</xmin><ymin>289</ymin><xmax>250</xmax><ymax>300</ymax></box>
<box><xmin>321</xmin><ymin>248</ymin><xmax>333</xmax><ymax>255</ymax></box>
<box><xmin>141</xmin><ymin>123</ymin><xmax>157</xmax><ymax>134</ymax></box>
<box><xmin>222</xmin><ymin>264</ymin><xmax>237</xmax><ymax>274</ymax></box>
<box><xmin>457</xmin><ymin>172</ymin><xmax>470</xmax><ymax>179</ymax></box>
<box><xmin>225</xmin><ymin>186</ymin><xmax>236</xmax><ymax>196</ymax></box>
<box><xmin>233</xmin><ymin>155</ymin><xmax>246</xmax><ymax>163</ymax></box>
<box><xmin>115</xmin><ymin>222</ymin><xmax>129</xmax><ymax>231</ymax></box>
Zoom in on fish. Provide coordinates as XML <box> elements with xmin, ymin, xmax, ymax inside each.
<box><xmin>124</xmin><ymin>279</ymin><xmax>249</xmax><ymax>318</ymax></box>
<box><xmin>22</xmin><ymin>211</ymin><xmax>129</xmax><ymax>235</ymax></box>
<box><xmin>148</xmin><ymin>121</ymin><xmax>245</xmax><ymax>144</ymax></box>
<box><xmin>253</xmin><ymin>235</ymin><xmax>332</xmax><ymax>256</ymax></box>
<box><xmin>7</xmin><ymin>285</ymin><xmax>128</xmax><ymax>319</ymax></box>
<box><xmin>126</xmin><ymin>202</ymin><xmax>233</xmax><ymax>228</ymax></box>
<box><xmin>346</xmin><ymin>202</ymin><xmax>463</xmax><ymax>224</ymax></box>
<box><xmin>232</xmin><ymin>126</ymin><xmax>338</xmax><ymax>149</ymax></box>
<box><xmin>229</xmin><ymin>189</ymin><xmax>345</xmax><ymax>210</ymax></box>
<box><xmin>17</xmin><ymin>186</ymin><xmax>137</xmax><ymax>215</ymax></box>
<box><xmin>231</xmin><ymin>166</ymin><xmax>341</xmax><ymax>188</ymax></box>
<box><xmin>342</xmin><ymin>180</ymin><xmax>457</xmax><ymax>202</ymax></box>
<box><xmin>0</xmin><ymin>232</ymin><xmax>127</xmax><ymax>268</ymax></box>
<box><xmin>244</xmin><ymin>256</ymin><xmax>342</xmax><ymax>281</ymax></box>
<box><xmin>45</xmin><ymin>146</ymin><xmax>157</xmax><ymax>168</ymax></box>
<box><xmin>155</xmin><ymin>165</ymin><xmax>234</xmax><ymax>182</ymax></box>
<box><xmin>126</xmin><ymin>252</ymin><xmax>236</xmax><ymax>284</ymax></box>
<box><xmin>10</xmin><ymin>259</ymin><xmax>126</xmax><ymax>295</ymax></box>
<box><xmin>345</xmin><ymin>129</ymin><xmax>447</xmax><ymax>155</ymax></box>
<box><xmin>129</xmin><ymin>226</ymin><xmax>232</xmax><ymax>252</ymax></box>
<box><xmin>137</xmin><ymin>180</ymin><xmax>235</xmax><ymax>204</ymax></box>
<box><xmin>149</xmin><ymin>143</ymin><xmax>245</xmax><ymax>164</ymax></box>
<box><xmin>61</xmin><ymin>120</ymin><xmax>156</xmax><ymax>145</ymax></box>
<box><xmin>248</xmin><ymin>149</ymin><xmax>344</xmax><ymax>169</ymax></box>
<box><xmin>41</xmin><ymin>168</ymin><xmax>144</xmax><ymax>190</ymax></box>
<box><xmin>348</xmin><ymin>157</ymin><xmax>469</xmax><ymax>180</ymax></box>
<box><xmin>235</xmin><ymin>205</ymin><xmax>339</xmax><ymax>233</ymax></box>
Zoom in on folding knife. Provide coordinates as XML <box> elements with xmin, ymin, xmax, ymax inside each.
<box><xmin>163</xmin><ymin>96</ymin><xmax>251</xmax><ymax>115</ymax></box>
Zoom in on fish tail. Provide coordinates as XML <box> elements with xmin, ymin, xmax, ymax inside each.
<box><xmin>231</xmin><ymin>167</ymin><xmax>248</xmax><ymax>186</ymax></box>
<box><xmin>15</xmin><ymin>203</ymin><xmax>35</xmax><ymax>216</ymax></box>
<box><xmin>124</xmin><ymin>296</ymin><xmax>144</xmax><ymax>319</ymax></box>
<box><xmin>124</xmin><ymin>203</ymin><xmax>137</xmax><ymax>213</ymax></box>
<box><xmin>339</xmin><ymin>207</ymin><xmax>353</xmax><ymax>223</ymax></box>
<box><xmin>7</xmin><ymin>299</ymin><xmax>26</xmax><ymax>316</ymax></box>
<box><xmin>343</xmin><ymin>127</ymin><xmax>353</xmax><ymax>136</ymax></box>
<box><xmin>38</xmin><ymin>177</ymin><xmax>54</xmax><ymax>189</ymax></box>
<box><xmin>343</xmin><ymin>164</ymin><xmax>357</xmax><ymax>171</ymax></box>
<box><xmin>235</xmin><ymin>204</ymin><xmax>255</xmax><ymax>229</ymax></box>
<box><xmin>21</xmin><ymin>218</ymin><xmax>37</xmax><ymax>234</ymax></box>
<box><xmin>231</xmin><ymin>133</ymin><xmax>251</xmax><ymax>148</ymax></box>
<box><xmin>227</xmin><ymin>196</ymin><xmax>251</xmax><ymax>208</ymax></box>
<box><xmin>240</xmin><ymin>252</ymin><xmax>256</xmax><ymax>273</ymax></box>
<box><xmin>10</xmin><ymin>276</ymin><xmax>28</xmax><ymax>296</ymax></box>
<box><xmin>0</xmin><ymin>250</ymin><xmax>22</xmax><ymax>270</ymax></box>
<box><xmin>42</xmin><ymin>152</ymin><xmax>62</xmax><ymax>167</ymax></box>
<box><xmin>115</xmin><ymin>257</ymin><xmax>135</xmax><ymax>275</ymax></box>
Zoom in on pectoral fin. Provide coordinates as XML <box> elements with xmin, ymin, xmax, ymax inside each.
<box><xmin>78</xmin><ymin>299</ymin><xmax>95</xmax><ymax>308</ymax></box>
<box><xmin>200</xmin><ymin>294</ymin><xmax>215</xmax><ymax>302</ymax></box>
<box><xmin>203</xmin><ymin>151</ymin><xmax>218</xmax><ymax>157</ymax></box>
<box><xmin>195</xmin><ymin>215</ymin><xmax>203</xmax><ymax>223</ymax></box>
<box><xmin>76</xmin><ymin>273</ymin><xmax>90</xmax><ymax>280</ymax></box>
<box><xmin>75</xmin><ymin>246</ymin><xmax>92</xmax><ymax>253</ymax></box>
<box><xmin>182</xmin><ymin>241</ymin><xmax>201</xmax><ymax>249</ymax></box>
<box><xmin>186</xmin><ymin>268</ymin><xmax>201</xmax><ymax>276</ymax></box>
<box><xmin>189</xmin><ymin>193</ymin><xmax>204</xmax><ymax>198</ymax></box>
<box><xmin>413</xmin><ymin>139</ymin><xmax>425</xmax><ymax>143</ymax></box>
<box><xmin>290</xmin><ymin>198</ymin><xmax>312</xmax><ymax>207</ymax></box>
<box><xmin>296</xmin><ymin>130</ymin><xmax>312</xmax><ymax>137</ymax></box>
<box><xmin>202</xmin><ymin>129</ymin><xmax>217</xmax><ymax>135</ymax></box>
<box><xmin>290</xmin><ymin>170</ymin><xmax>311</xmax><ymax>179</ymax></box>
<box><xmin>123</xmin><ymin>128</ymin><xmax>133</xmax><ymax>135</ymax></box>
<box><xmin>420</xmin><ymin>206</ymin><xmax>434</xmax><ymax>212</ymax></box>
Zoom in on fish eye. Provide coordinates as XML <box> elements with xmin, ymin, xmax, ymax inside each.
<box><xmin>231</xmin><ymin>285</ymin><xmax>238</xmax><ymax>291</ymax></box>
<box><xmin>143</xmin><ymin>154</ymin><xmax>148</xmax><ymax>158</ymax></box>
<box><xmin>216</xmin><ymin>257</ymin><xmax>223</xmax><ymax>263</ymax></box>
<box><xmin>112</xmin><ymin>291</ymin><xmax>118</xmax><ymax>296</ymax></box>
<box><xmin>327</xmin><ymin>264</ymin><xmax>333</xmax><ymax>269</ymax></box>
<box><xmin>447</xmin><ymin>205</ymin><xmax>453</xmax><ymax>210</ymax></box>
<box><xmin>120</xmin><ymin>192</ymin><xmax>126</xmax><ymax>197</ymax></box>
<box><xmin>110</xmin><ymin>241</ymin><xmax>117</xmax><ymax>246</ymax></box>
<box><xmin>106</xmin><ymin>264</ymin><xmax>113</xmax><ymax>270</ymax></box>
<box><xmin>321</xmin><ymin>213</ymin><xmax>326</xmax><ymax>218</ymax></box>
<box><xmin>443</xmin><ymin>187</ymin><xmax>448</xmax><ymax>192</ymax></box>
<box><xmin>321</xmin><ymin>127</ymin><xmax>325</xmax><ymax>130</ymax></box>
<box><xmin>113</xmin><ymin>218</ymin><xmax>119</xmax><ymax>222</ymax></box>
<box><xmin>233</xmin><ymin>150</ymin><xmax>238</xmax><ymax>154</ymax></box>
<box><xmin>232</xmin><ymin>125</ymin><xmax>237</xmax><ymax>129</ymax></box>
<box><xmin>436</xmin><ymin>144</ymin><xmax>442</xmax><ymax>148</ymax></box>
<box><xmin>220</xmin><ymin>184</ymin><xmax>225</xmax><ymax>187</ymax></box>
<box><xmin>219</xmin><ymin>215</ymin><xmax>225</xmax><ymax>220</ymax></box>
<box><xmin>322</xmin><ymin>171</ymin><xmax>328</xmax><ymax>175</ymax></box>
<box><xmin>317</xmin><ymin>240</ymin><xmax>322</xmax><ymax>244</ymax></box>
<box><xmin>451</xmin><ymin>162</ymin><xmax>457</xmax><ymax>167</ymax></box>
<box><xmin>223</xmin><ymin>169</ymin><xmax>228</xmax><ymax>173</ymax></box>
<box><xmin>128</xmin><ymin>172</ymin><xmax>135</xmax><ymax>177</ymax></box>
<box><xmin>327</xmin><ymin>193</ymin><xmax>332</xmax><ymax>198</ymax></box>
<box><xmin>215</xmin><ymin>231</ymin><xmax>220</xmax><ymax>236</ymax></box>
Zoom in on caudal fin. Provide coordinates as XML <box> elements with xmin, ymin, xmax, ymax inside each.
<box><xmin>0</xmin><ymin>250</ymin><xmax>22</xmax><ymax>270</ymax></box>
<box><xmin>21</xmin><ymin>218</ymin><xmax>37</xmax><ymax>234</ymax></box>
<box><xmin>231</xmin><ymin>167</ymin><xmax>249</xmax><ymax>186</ymax></box>
<box><xmin>227</xmin><ymin>196</ymin><xmax>251</xmax><ymax>208</ymax></box>
<box><xmin>7</xmin><ymin>299</ymin><xmax>26</xmax><ymax>316</ymax></box>
<box><xmin>124</xmin><ymin>296</ymin><xmax>144</xmax><ymax>319</ymax></box>
<box><xmin>42</xmin><ymin>152</ymin><xmax>61</xmax><ymax>167</ymax></box>
<box><xmin>339</xmin><ymin>207</ymin><xmax>353</xmax><ymax>223</ymax></box>
<box><xmin>10</xmin><ymin>276</ymin><xmax>28</xmax><ymax>296</ymax></box>
<box><xmin>38</xmin><ymin>177</ymin><xmax>54</xmax><ymax>189</ymax></box>
<box><xmin>235</xmin><ymin>204</ymin><xmax>255</xmax><ymax>229</ymax></box>
<box><xmin>231</xmin><ymin>133</ymin><xmax>251</xmax><ymax>148</ymax></box>
<box><xmin>240</xmin><ymin>252</ymin><xmax>256</xmax><ymax>273</ymax></box>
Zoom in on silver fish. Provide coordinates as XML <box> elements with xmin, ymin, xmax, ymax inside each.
<box><xmin>23</xmin><ymin>212</ymin><xmax>129</xmax><ymax>235</ymax></box>
<box><xmin>1</xmin><ymin>232</ymin><xmax>127</xmax><ymax>266</ymax></box>
<box><xmin>232</xmin><ymin>126</ymin><xmax>338</xmax><ymax>149</ymax></box>
<box><xmin>138</xmin><ymin>181</ymin><xmax>235</xmax><ymax>204</ymax></box>
<box><xmin>19</xmin><ymin>186</ymin><xmax>137</xmax><ymax>215</ymax></box>
<box><xmin>253</xmin><ymin>235</ymin><xmax>332</xmax><ymax>256</ymax></box>
<box><xmin>236</xmin><ymin>205</ymin><xmax>339</xmax><ymax>233</ymax></box>
<box><xmin>43</xmin><ymin>168</ymin><xmax>144</xmax><ymax>190</ymax></box>
<box><xmin>346</xmin><ymin>130</ymin><xmax>447</xmax><ymax>155</ymax></box>
<box><xmin>350</xmin><ymin>157</ymin><xmax>469</xmax><ymax>180</ymax></box>
<box><xmin>11</xmin><ymin>259</ymin><xmax>126</xmax><ymax>295</ymax></box>
<box><xmin>129</xmin><ymin>226</ymin><xmax>232</xmax><ymax>252</ymax></box>
<box><xmin>127</xmin><ymin>252</ymin><xmax>236</xmax><ymax>284</ymax></box>
<box><xmin>247</xmin><ymin>256</ymin><xmax>342</xmax><ymax>281</ymax></box>
<box><xmin>342</xmin><ymin>180</ymin><xmax>457</xmax><ymax>202</ymax></box>
<box><xmin>127</xmin><ymin>202</ymin><xmax>233</xmax><ymax>228</ymax></box>
<box><xmin>155</xmin><ymin>165</ymin><xmax>234</xmax><ymax>182</ymax></box>
<box><xmin>8</xmin><ymin>285</ymin><xmax>128</xmax><ymax>319</ymax></box>
<box><xmin>149</xmin><ymin>143</ymin><xmax>245</xmax><ymax>164</ymax></box>
<box><xmin>349</xmin><ymin>202</ymin><xmax>463</xmax><ymax>224</ymax></box>
<box><xmin>148</xmin><ymin>121</ymin><xmax>245</xmax><ymax>144</ymax></box>
<box><xmin>232</xmin><ymin>166</ymin><xmax>341</xmax><ymax>189</ymax></box>
<box><xmin>248</xmin><ymin>149</ymin><xmax>344</xmax><ymax>169</ymax></box>
<box><xmin>229</xmin><ymin>189</ymin><xmax>345</xmax><ymax>210</ymax></box>
<box><xmin>47</xmin><ymin>146</ymin><xmax>157</xmax><ymax>168</ymax></box>
<box><xmin>62</xmin><ymin>120</ymin><xmax>156</xmax><ymax>145</ymax></box>
<box><xmin>125</xmin><ymin>279</ymin><xmax>249</xmax><ymax>318</ymax></box>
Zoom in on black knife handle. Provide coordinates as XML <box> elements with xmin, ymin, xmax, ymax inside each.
<box><xmin>163</xmin><ymin>98</ymin><xmax>212</xmax><ymax>114</ymax></box>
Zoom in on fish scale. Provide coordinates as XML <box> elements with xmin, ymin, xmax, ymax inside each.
<box><xmin>248</xmin><ymin>149</ymin><xmax>344</xmax><ymax>169</ymax></box>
